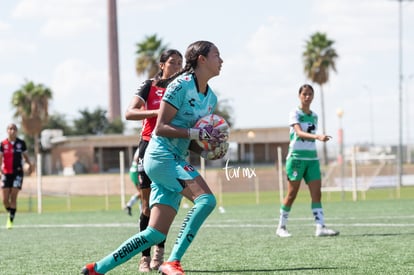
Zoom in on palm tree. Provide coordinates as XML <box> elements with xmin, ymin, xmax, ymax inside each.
<box><xmin>135</xmin><ymin>34</ymin><xmax>168</xmax><ymax>78</ymax></box>
<box><xmin>11</xmin><ymin>80</ymin><xmax>53</xmax><ymax>157</ymax></box>
<box><xmin>73</xmin><ymin>108</ymin><xmax>110</xmax><ymax>135</ymax></box>
<box><xmin>303</xmin><ymin>32</ymin><xmax>338</xmax><ymax>165</ymax></box>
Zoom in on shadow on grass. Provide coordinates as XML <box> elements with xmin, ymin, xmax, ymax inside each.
<box><xmin>187</xmin><ymin>266</ymin><xmax>343</xmax><ymax>273</ymax></box>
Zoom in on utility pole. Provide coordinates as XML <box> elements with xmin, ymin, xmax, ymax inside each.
<box><xmin>394</xmin><ymin>0</ymin><xmax>413</xmax><ymax>192</ymax></box>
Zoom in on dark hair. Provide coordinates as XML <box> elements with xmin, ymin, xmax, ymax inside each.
<box><xmin>160</xmin><ymin>49</ymin><xmax>182</xmax><ymax>64</ymax></box>
<box><xmin>154</xmin><ymin>49</ymin><xmax>183</xmax><ymax>84</ymax></box>
<box><xmin>158</xmin><ymin>41</ymin><xmax>215</xmax><ymax>87</ymax></box>
<box><xmin>182</xmin><ymin>40</ymin><xmax>214</xmax><ymax>73</ymax></box>
<box><xmin>7</xmin><ymin>123</ymin><xmax>17</xmax><ymax>130</ymax></box>
<box><xmin>298</xmin><ymin>84</ymin><xmax>314</xmax><ymax>95</ymax></box>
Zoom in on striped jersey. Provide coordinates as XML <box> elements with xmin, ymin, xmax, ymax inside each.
<box><xmin>135</xmin><ymin>79</ymin><xmax>166</xmax><ymax>141</ymax></box>
<box><xmin>0</xmin><ymin>138</ymin><xmax>27</xmax><ymax>174</ymax></box>
<box><xmin>286</xmin><ymin>107</ymin><xmax>319</xmax><ymax>160</ymax></box>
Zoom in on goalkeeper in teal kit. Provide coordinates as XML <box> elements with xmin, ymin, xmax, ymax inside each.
<box><xmin>82</xmin><ymin>40</ymin><xmax>229</xmax><ymax>275</ymax></box>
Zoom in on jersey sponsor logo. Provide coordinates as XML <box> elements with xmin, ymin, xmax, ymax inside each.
<box><xmin>152</xmin><ymin>99</ymin><xmax>161</xmax><ymax>105</ymax></box>
<box><xmin>306</xmin><ymin>124</ymin><xmax>315</xmax><ymax>133</ymax></box>
<box><xmin>301</xmin><ymin>124</ymin><xmax>316</xmax><ymax>142</ymax></box>
<box><xmin>155</xmin><ymin>89</ymin><xmax>164</xmax><ymax>97</ymax></box>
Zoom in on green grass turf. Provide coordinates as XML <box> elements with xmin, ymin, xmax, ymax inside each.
<box><xmin>0</xmin><ymin>189</ymin><xmax>413</xmax><ymax>274</ymax></box>
<box><xmin>15</xmin><ymin>186</ymin><xmax>414</xmax><ymax>213</ymax></box>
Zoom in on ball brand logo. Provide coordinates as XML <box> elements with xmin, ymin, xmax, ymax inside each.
<box><xmin>222</xmin><ymin>159</ymin><xmax>256</xmax><ymax>181</ymax></box>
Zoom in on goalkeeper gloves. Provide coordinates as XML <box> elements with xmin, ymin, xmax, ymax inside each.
<box><xmin>188</xmin><ymin>125</ymin><xmax>228</xmax><ymax>144</ymax></box>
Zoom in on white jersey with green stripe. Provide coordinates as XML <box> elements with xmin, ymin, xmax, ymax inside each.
<box><xmin>286</xmin><ymin>107</ymin><xmax>319</xmax><ymax>160</ymax></box>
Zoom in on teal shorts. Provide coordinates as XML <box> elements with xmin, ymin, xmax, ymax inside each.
<box><xmin>286</xmin><ymin>157</ymin><xmax>321</xmax><ymax>183</ymax></box>
<box><xmin>144</xmin><ymin>153</ymin><xmax>200</xmax><ymax>212</ymax></box>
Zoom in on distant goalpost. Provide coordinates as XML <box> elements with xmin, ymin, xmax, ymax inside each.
<box><xmin>322</xmin><ymin>146</ymin><xmax>398</xmax><ymax>201</ymax></box>
<box><xmin>275</xmin><ymin>146</ymin><xmax>399</xmax><ymax>202</ymax></box>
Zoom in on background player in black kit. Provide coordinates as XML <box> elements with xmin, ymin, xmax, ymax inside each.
<box><xmin>0</xmin><ymin>123</ymin><xmax>32</xmax><ymax>229</ymax></box>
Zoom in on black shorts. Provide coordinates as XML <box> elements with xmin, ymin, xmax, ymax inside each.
<box><xmin>1</xmin><ymin>172</ymin><xmax>24</xmax><ymax>190</ymax></box>
<box><xmin>138</xmin><ymin>140</ymin><xmax>151</xmax><ymax>189</ymax></box>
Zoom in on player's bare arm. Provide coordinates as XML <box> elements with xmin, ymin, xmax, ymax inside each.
<box><xmin>293</xmin><ymin>124</ymin><xmax>331</xmax><ymax>142</ymax></box>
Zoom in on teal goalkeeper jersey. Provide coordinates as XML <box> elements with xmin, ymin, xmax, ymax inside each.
<box><xmin>148</xmin><ymin>73</ymin><xmax>217</xmax><ymax>159</ymax></box>
<box><xmin>286</xmin><ymin>107</ymin><xmax>319</xmax><ymax>160</ymax></box>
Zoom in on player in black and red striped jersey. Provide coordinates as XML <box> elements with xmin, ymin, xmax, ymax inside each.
<box><xmin>0</xmin><ymin>123</ymin><xmax>32</xmax><ymax>229</ymax></box>
<box><xmin>124</xmin><ymin>49</ymin><xmax>183</xmax><ymax>272</ymax></box>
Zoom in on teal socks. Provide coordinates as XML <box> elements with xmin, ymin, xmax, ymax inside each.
<box><xmin>95</xmin><ymin>226</ymin><xmax>165</xmax><ymax>274</ymax></box>
<box><xmin>168</xmin><ymin>193</ymin><xmax>216</xmax><ymax>261</ymax></box>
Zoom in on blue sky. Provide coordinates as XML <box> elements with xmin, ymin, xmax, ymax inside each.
<box><xmin>1</xmin><ymin>0</ymin><xmax>413</xmax><ymax>147</ymax></box>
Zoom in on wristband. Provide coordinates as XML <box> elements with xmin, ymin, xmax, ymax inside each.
<box><xmin>188</xmin><ymin>128</ymin><xmax>200</xmax><ymax>140</ymax></box>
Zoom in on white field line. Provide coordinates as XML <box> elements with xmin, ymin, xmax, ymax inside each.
<box><xmin>6</xmin><ymin>221</ymin><xmax>414</xmax><ymax>229</ymax></box>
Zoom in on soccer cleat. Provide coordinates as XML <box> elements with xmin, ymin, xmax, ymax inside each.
<box><xmin>315</xmin><ymin>225</ymin><xmax>339</xmax><ymax>237</ymax></box>
<box><xmin>276</xmin><ymin>226</ymin><xmax>291</xmax><ymax>237</ymax></box>
<box><xmin>125</xmin><ymin>206</ymin><xmax>132</xmax><ymax>216</ymax></box>
<box><xmin>81</xmin><ymin>263</ymin><xmax>104</xmax><ymax>275</ymax></box>
<box><xmin>139</xmin><ymin>256</ymin><xmax>151</xmax><ymax>272</ymax></box>
<box><xmin>158</xmin><ymin>260</ymin><xmax>185</xmax><ymax>275</ymax></box>
<box><xmin>150</xmin><ymin>246</ymin><xmax>164</xmax><ymax>270</ymax></box>
<box><xmin>6</xmin><ymin>216</ymin><xmax>13</xmax><ymax>229</ymax></box>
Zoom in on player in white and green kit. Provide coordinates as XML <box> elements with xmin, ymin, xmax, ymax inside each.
<box><xmin>276</xmin><ymin>84</ymin><xmax>339</xmax><ymax>238</ymax></box>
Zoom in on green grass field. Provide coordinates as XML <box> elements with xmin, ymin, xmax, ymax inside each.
<box><xmin>1</xmin><ymin>189</ymin><xmax>413</xmax><ymax>274</ymax></box>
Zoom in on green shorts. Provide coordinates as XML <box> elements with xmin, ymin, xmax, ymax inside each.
<box><xmin>286</xmin><ymin>158</ymin><xmax>321</xmax><ymax>183</ymax></box>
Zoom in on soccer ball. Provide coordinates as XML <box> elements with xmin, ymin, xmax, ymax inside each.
<box><xmin>194</xmin><ymin>114</ymin><xmax>230</xmax><ymax>150</ymax></box>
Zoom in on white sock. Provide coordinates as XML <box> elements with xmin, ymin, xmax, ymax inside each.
<box><xmin>127</xmin><ymin>194</ymin><xmax>139</xmax><ymax>208</ymax></box>
<box><xmin>278</xmin><ymin>209</ymin><xmax>290</xmax><ymax>228</ymax></box>
<box><xmin>312</xmin><ymin>208</ymin><xmax>325</xmax><ymax>227</ymax></box>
